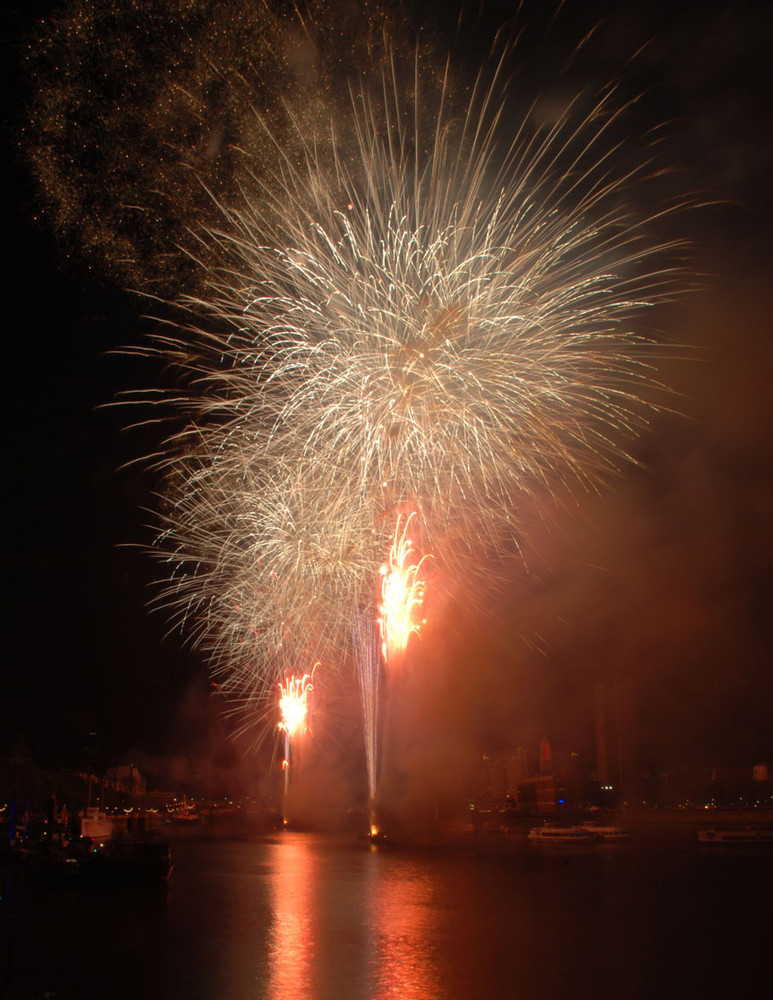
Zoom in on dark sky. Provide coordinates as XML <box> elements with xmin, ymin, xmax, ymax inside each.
<box><xmin>2</xmin><ymin>0</ymin><xmax>771</xmax><ymax>787</ymax></box>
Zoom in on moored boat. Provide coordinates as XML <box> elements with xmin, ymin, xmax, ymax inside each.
<box><xmin>698</xmin><ymin>826</ymin><xmax>773</xmax><ymax>845</ymax></box>
<box><xmin>582</xmin><ymin>824</ymin><xmax>630</xmax><ymax>841</ymax></box>
<box><xmin>78</xmin><ymin>806</ymin><xmax>115</xmax><ymax>841</ymax></box>
<box><xmin>26</xmin><ymin>835</ymin><xmax>172</xmax><ymax>884</ymax></box>
<box><xmin>25</xmin><ymin>844</ymin><xmax>83</xmax><ymax>882</ymax></box>
<box><xmin>83</xmin><ymin>836</ymin><xmax>173</xmax><ymax>883</ymax></box>
<box><xmin>528</xmin><ymin>824</ymin><xmax>599</xmax><ymax>844</ymax></box>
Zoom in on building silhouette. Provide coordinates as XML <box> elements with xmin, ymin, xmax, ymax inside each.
<box><xmin>472</xmin><ymin>741</ymin><xmax>584</xmax><ymax>814</ymax></box>
<box><xmin>594</xmin><ymin>675</ymin><xmax>637</xmax><ymax>793</ymax></box>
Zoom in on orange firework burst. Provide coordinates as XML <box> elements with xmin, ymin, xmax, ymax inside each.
<box><xmin>278</xmin><ymin>671</ymin><xmax>315</xmax><ymax>739</ymax></box>
<box><xmin>378</xmin><ymin>513</ymin><xmax>432</xmax><ymax>665</ymax></box>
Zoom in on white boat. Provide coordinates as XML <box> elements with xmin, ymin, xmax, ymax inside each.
<box><xmin>698</xmin><ymin>827</ymin><xmax>773</xmax><ymax>845</ymax></box>
<box><xmin>78</xmin><ymin>806</ymin><xmax>114</xmax><ymax>841</ymax></box>
<box><xmin>582</xmin><ymin>824</ymin><xmax>630</xmax><ymax>841</ymax></box>
<box><xmin>528</xmin><ymin>824</ymin><xmax>599</xmax><ymax>843</ymax></box>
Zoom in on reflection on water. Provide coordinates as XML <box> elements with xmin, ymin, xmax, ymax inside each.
<box><xmin>266</xmin><ymin>837</ymin><xmax>316</xmax><ymax>998</ymax></box>
<box><xmin>264</xmin><ymin>836</ymin><xmax>442</xmax><ymax>999</ymax></box>
<box><xmin>2</xmin><ymin>830</ymin><xmax>772</xmax><ymax>999</ymax></box>
<box><xmin>368</xmin><ymin>851</ymin><xmax>441</xmax><ymax>999</ymax></box>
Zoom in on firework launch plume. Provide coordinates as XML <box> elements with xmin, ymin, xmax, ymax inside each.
<box><xmin>353</xmin><ymin>604</ymin><xmax>381</xmax><ymax>808</ymax></box>
<box><xmin>278</xmin><ymin>669</ymin><xmax>315</xmax><ymax>798</ymax></box>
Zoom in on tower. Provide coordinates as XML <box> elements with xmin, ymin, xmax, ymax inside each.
<box><xmin>595</xmin><ymin>675</ymin><xmax>637</xmax><ymax>793</ymax></box>
<box><xmin>538</xmin><ymin>736</ymin><xmax>551</xmax><ymax>772</ymax></box>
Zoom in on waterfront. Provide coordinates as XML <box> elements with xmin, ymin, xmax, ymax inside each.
<box><xmin>2</xmin><ymin>824</ymin><xmax>771</xmax><ymax>1000</ymax></box>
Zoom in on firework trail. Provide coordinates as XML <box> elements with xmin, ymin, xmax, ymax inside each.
<box><xmin>352</xmin><ymin>603</ymin><xmax>381</xmax><ymax>823</ymax></box>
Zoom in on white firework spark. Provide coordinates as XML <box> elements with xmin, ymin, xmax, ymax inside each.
<box><xmin>140</xmin><ymin>22</ymin><xmax>687</xmax><ymax>730</ymax></box>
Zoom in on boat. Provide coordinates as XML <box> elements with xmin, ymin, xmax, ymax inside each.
<box><xmin>528</xmin><ymin>824</ymin><xmax>599</xmax><ymax>844</ymax></box>
<box><xmin>25</xmin><ymin>844</ymin><xmax>83</xmax><ymax>883</ymax></box>
<box><xmin>78</xmin><ymin>806</ymin><xmax>115</xmax><ymax>840</ymax></box>
<box><xmin>82</xmin><ymin>836</ymin><xmax>173</xmax><ymax>883</ymax></box>
<box><xmin>26</xmin><ymin>835</ymin><xmax>173</xmax><ymax>884</ymax></box>
<box><xmin>698</xmin><ymin>826</ymin><xmax>773</xmax><ymax>845</ymax></box>
<box><xmin>581</xmin><ymin>824</ymin><xmax>630</xmax><ymax>841</ymax></box>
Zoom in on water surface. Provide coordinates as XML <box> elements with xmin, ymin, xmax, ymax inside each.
<box><xmin>2</xmin><ymin>829</ymin><xmax>770</xmax><ymax>999</ymax></box>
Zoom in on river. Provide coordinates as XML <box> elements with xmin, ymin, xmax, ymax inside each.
<box><xmin>2</xmin><ymin>825</ymin><xmax>771</xmax><ymax>999</ymax></box>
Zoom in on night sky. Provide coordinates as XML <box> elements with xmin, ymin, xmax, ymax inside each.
<box><xmin>2</xmin><ymin>0</ymin><xmax>771</xmax><ymax>792</ymax></box>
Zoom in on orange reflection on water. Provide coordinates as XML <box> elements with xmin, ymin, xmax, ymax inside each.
<box><xmin>266</xmin><ymin>836</ymin><xmax>316</xmax><ymax>999</ymax></box>
<box><xmin>263</xmin><ymin>835</ymin><xmax>443</xmax><ymax>999</ymax></box>
<box><xmin>368</xmin><ymin>854</ymin><xmax>441</xmax><ymax>1000</ymax></box>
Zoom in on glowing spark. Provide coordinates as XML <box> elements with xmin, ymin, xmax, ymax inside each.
<box><xmin>278</xmin><ymin>672</ymin><xmax>315</xmax><ymax>739</ymax></box>
<box><xmin>378</xmin><ymin>513</ymin><xmax>431</xmax><ymax>665</ymax></box>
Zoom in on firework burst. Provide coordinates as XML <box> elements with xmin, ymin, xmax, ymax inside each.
<box><xmin>129</xmin><ymin>10</ymin><xmax>688</xmax><ymax>737</ymax></box>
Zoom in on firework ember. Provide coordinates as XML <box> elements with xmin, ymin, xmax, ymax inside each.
<box><xmin>378</xmin><ymin>513</ymin><xmax>432</xmax><ymax>665</ymax></box>
<box><xmin>278</xmin><ymin>672</ymin><xmax>315</xmax><ymax>740</ymax></box>
<box><xmin>278</xmin><ymin>668</ymin><xmax>316</xmax><ymax>802</ymax></box>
